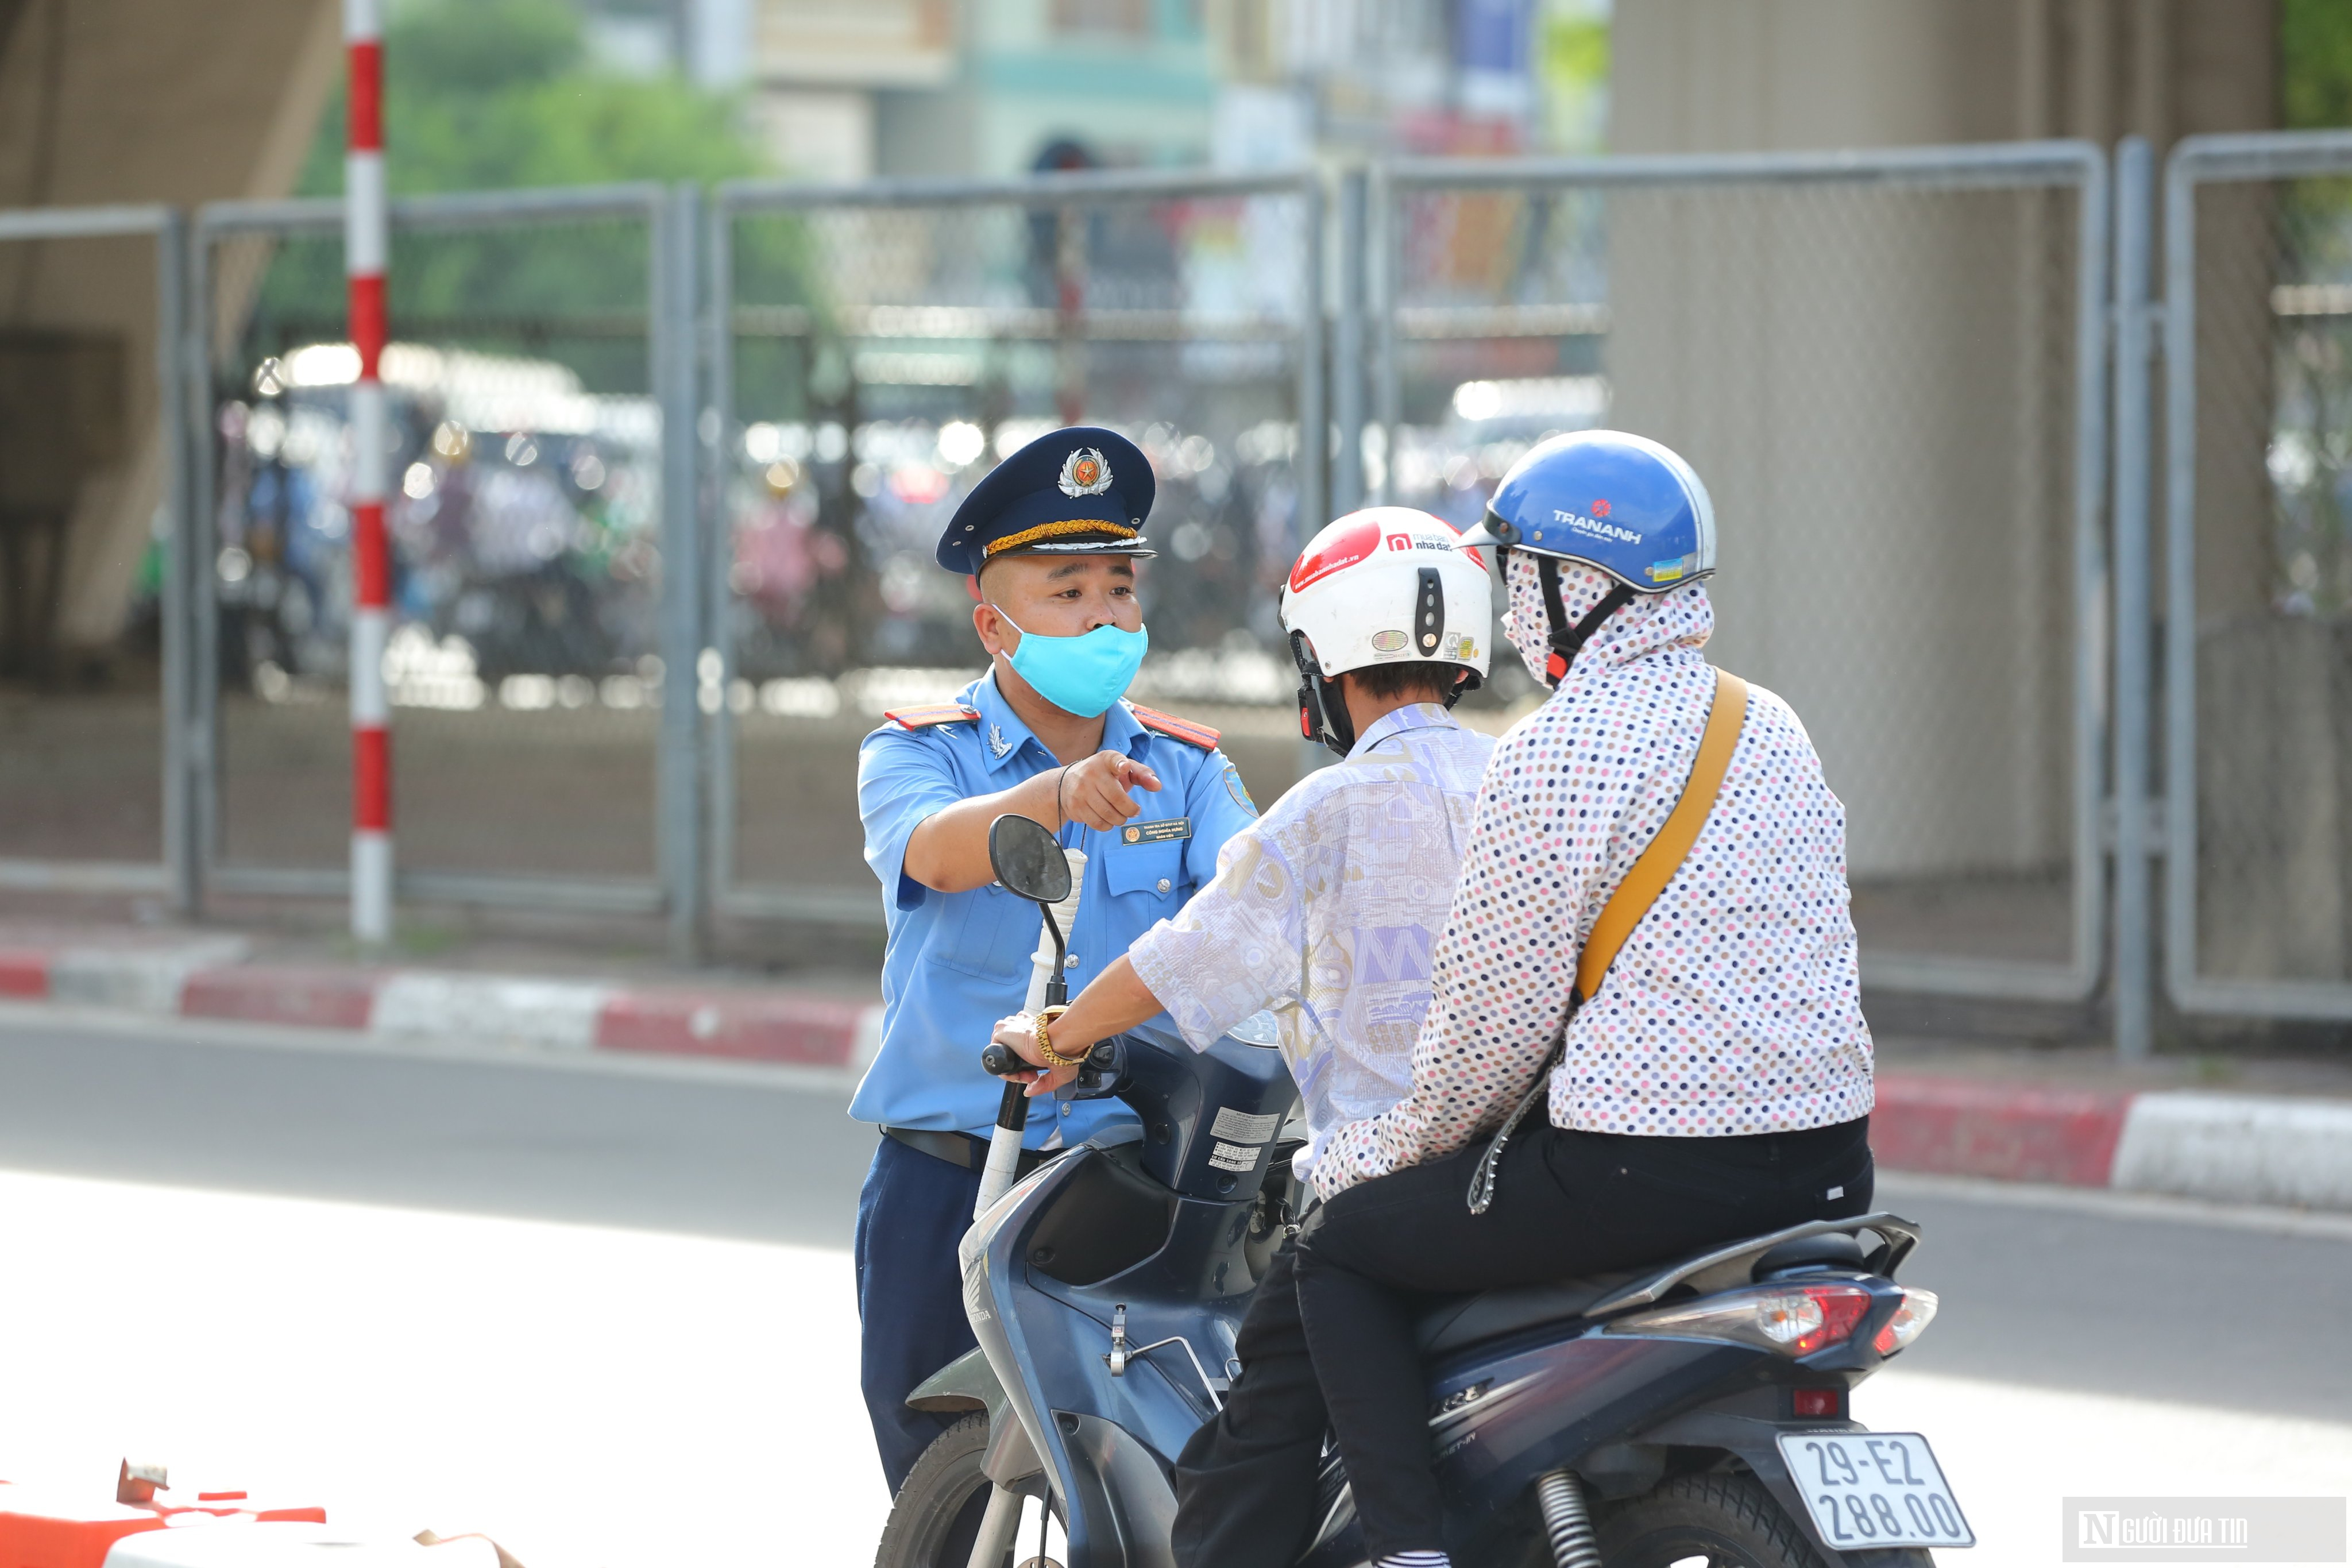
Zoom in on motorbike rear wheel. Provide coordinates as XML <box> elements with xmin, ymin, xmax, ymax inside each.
<box><xmin>875</xmin><ymin>1412</ymin><xmax>1061</xmax><ymax>1568</ymax></box>
<box><xmin>1595</xmin><ymin>1473</ymin><xmax>1934</xmax><ymax>1568</ymax></box>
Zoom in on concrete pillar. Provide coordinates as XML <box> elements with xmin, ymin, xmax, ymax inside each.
<box><xmin>0</xmin><ymin>0</ymin><xmax>339</xmax><ymax>656</ymax></box>
<box><xmin>1606</xmin><ymin>1</ymin><xmax>2273</xmax><ymax>943</ymax></box>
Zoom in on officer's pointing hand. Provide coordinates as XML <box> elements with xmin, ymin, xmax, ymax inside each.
<box><xmin>1058</xmin><ymin>750</ymin><xmax>1161</xmax><ymax>833</ymax></box>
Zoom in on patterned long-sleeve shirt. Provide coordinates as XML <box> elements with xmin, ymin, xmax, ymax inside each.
<box><xmin>1126</xmin><ymin>704</ymin><xmax>1496</xmax><ymax>1184</ymax></box>
<box><xmin>1311</xmin><ymin>555</ymin><xmax>1875</xmax><ymax>1200</ymax></box>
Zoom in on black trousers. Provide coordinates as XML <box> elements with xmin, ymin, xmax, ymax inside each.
<box><xmin>1292</xmin><ymin>1116</ymin><xmax>1874</xmax><ymax>1560</ymax></box>
<box><xmin>1170</xmin><ymin>1241</ymin><xmax>1328</xmax><ymax>1568</ymax></box>
<box><xmin>854</xmin><ymin>1134</ymin><xmax>984</xmax><ymax>1493</ymax></box>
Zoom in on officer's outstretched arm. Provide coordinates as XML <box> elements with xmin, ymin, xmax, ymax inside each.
<box><xmin>902</xmin><ymin>750</ymin><xmax>1161</xmax><ymax>893</ymax></box>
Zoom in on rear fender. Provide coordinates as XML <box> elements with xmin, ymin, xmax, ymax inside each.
<box><xmin>1633</xmin><ymin>1407</ymin><xmax>1872</xmax><ymax>1568</ymax></box>
<box><xmin>1428</xmin><ymin>1332</ymin><xmax>1752</xmax><ymax>1532</ymax></box>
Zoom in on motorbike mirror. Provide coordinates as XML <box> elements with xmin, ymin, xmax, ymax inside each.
<box><xmin>988</xmin><ymin>813</ymin><xmax>1070</xmax><ymax>906</ymax></box>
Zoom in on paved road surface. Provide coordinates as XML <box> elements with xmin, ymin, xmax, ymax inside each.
<box><xmin>0</xmin><ymin>1005</ymin><xmax>2345</xmax><ymax>1565</ymax></box>
<box><xmin>0</xmin><ymin>1003</ymin><xmax>877</xmax><ymax>1250</ymax></box>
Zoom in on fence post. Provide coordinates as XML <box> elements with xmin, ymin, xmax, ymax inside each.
<box><xmin>1296</xmin><ymin>174</ymin><xmax>1328</xmax><ymax>551</ymax></box>
<box><xmin>2110</xmin><ymin>136</ymin><xmax>2156</xmax><ymax>1060</ymax></box>
<box><xmin>187</xmin><ymin>217</ymin><xmax>221</xmax><ymax>905</ymax></box>
<box><xmin>156</xmin><ymin>208</ymin><xmax>199</xmax><ymax>917</ymax></box>
<box><xmin>2160</xmin><ymin>144</ymin><xmax>2202</xmax><ymax>1014</ymax></box>
<box><xmin>658</xmin><ymin>181</ymin><xmax>708</xmax><ymax>963</ymax></box>
<box><xmin>1370</xmin><ymin>165</ymin><xmax>1399</xmax><ymax>507</ymax></box>
<box><xmin>2065</xmin><ymin>147</ymin><xmax>2115</xmax><ymax>1028</ymax></box>
<box><xmin>1292</xmin><ymin>174</ymin><xmax>1331</xmax><ymax>781</ymax></box>
<box><xmin>703</xmin><ymin>191</ymin><xmax>736</xmax><ymax>922</ymax></box>
<box><xmin>1332</xmin><ymin>167</ymin><xmax>1368</xmax><ymax>517</ymax></box>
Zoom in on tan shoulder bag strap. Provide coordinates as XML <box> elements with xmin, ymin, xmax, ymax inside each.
<box><xmin>1575</xmin><ymin>667</ymin><xmax>1751</xmax><ymax>1003</ymax></box>
<box><xmin>1467</xmin><ymin>667</ymin><xmax>1750</xmax><ymax>1214</ymax></box>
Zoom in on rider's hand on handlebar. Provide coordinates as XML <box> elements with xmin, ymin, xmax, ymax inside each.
<box><xmin>1057</xmin><ymin>751</ymin><xmax>1161</xmax><ymax>833</ymax></box>
<box><xmin>991</xmin><ymin>1013</ymin><xmax>1083</xmax><ymax>1098</ymax></box>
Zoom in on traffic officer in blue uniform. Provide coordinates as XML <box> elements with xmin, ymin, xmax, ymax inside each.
<box><xmin>852</xmin><ymin>426</ymin><xmax>1261</xmax><ymax>1491</ymax></box>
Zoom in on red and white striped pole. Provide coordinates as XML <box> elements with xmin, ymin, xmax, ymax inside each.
<box><xmin>345</xmin><ymin>0</ymin><xmax>392</xmax><ymax>943</ymax></box>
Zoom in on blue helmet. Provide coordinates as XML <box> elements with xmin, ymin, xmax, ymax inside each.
<box><xmin>1457</xmin><ymin>431</ymin><xmax>1718</xmax><ymax>688</ymax></box>
<box><xmin>1459</xmin><ymin>428</ymin><xmax>1716</xmax><ymax>588</ymax></box>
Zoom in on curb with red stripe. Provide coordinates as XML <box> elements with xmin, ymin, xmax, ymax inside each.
<box><xmin>0</xmin><ymin>940</ymin><xmax>879</xmax><ymax>1073</ymax></box>
<box><xmin>1870</xmin><ymin>1075</ymin><xmax>2134</xmax><ymax>1189</ymax></box>
<box><xmin>1871</xmin><ymin>1071</ymin><xmax>2352</xmax><ymax>1212</ymax></box>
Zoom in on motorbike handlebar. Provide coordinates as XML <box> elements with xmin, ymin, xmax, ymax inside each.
<box><xmin>980</xmin><ymin>1042</ymin><xmax>1022</xmax><ymax>1077</ymax></box>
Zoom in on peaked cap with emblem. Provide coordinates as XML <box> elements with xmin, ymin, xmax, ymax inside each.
<box><xmin>935</xmin><ymin>425</ymin><xmax>1156</xmax><ymax>577</ymax></box>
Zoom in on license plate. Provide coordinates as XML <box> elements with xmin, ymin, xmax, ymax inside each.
<box><xmin>1776</xmin><ymin>1430</ymin><xmax>1975</xmax><ymax>1551</ymax></box>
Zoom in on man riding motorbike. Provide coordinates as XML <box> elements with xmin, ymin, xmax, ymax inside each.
<box><xmin>990</xmin><ymin>508</ymin><xmax>1496</xmax><ymax>1568</ymax></box>
<box><xmin>1292</xmin><ymin>430</ymin><xmax>1878</xmax><ymax>1568</ymax></box>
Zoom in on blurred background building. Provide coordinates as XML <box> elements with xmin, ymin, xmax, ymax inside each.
<box><xmin>3</xmin><ymin>0</ymin><xmax>2315</xmax><ymax>691</ymax></box>
<box><xmin>580</xmin><ymin>0</ymin><xmax>1606</xmax><ymax>181</ymax></box>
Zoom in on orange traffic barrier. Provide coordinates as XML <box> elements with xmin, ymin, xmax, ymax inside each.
<box><xmin>0</xmin><ymin>1462</ymin><xmax>326</xmax><ymax>1568</ymax></box>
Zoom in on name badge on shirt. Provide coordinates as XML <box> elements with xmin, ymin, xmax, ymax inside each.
<box><xmin>1121</xmin><ymin>817</ymin><xmax>1192</xmax><ymax>846</ymax></box>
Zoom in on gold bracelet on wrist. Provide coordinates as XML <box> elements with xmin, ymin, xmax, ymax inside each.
<box><xmin>1033</xmin><ymin>1004</ymin><xmax>1089</xmax><ymax>1069</ymax></box>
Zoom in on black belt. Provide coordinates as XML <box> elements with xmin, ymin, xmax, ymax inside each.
<box><xmin>883</xmin><ymin>1125</ymin><xmax>1052</xmax><ymax>1179</ymax></box>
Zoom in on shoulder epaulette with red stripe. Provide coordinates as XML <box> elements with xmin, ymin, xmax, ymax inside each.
<box><xmin>884</xmin><ymin>703</ymin><xmax>982</xmax><ymax>730</ymax></box>
<box><xmin>1129</xmin><ymin>703</ymin><xmax>1221</xmax><ymax>750</ymax></box>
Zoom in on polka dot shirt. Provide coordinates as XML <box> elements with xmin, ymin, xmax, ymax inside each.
<box><xmin>1310</xmin><ymin>554</ymin><xmax>1875</xmax><ymax>1200</ymax></box>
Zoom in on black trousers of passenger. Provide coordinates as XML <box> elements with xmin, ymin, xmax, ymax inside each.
<box><xmin>1292</xmin><ymin>1117</ymin><xmax>1874</xmax><ymax>1561</ymax></box>
<box><xmin>1170</xmin><ymin>1239</ymin><xmax>1330</xmax><ymax>1568</ymax></box>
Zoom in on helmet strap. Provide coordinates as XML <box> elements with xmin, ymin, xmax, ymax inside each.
<box><xmin>1537</xmin><ymin>555</ymin><xmax>1634</xmax><ymax>688</ymax></box>
<box><xmin>1289</xmin><ymin>629</ymin><xmax>1355</xmax><ymax>757</ymax></box>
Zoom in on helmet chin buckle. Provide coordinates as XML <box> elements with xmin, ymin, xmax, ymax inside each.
<box><xmin>1535</xmin><ymin>555</ymin><xmax>1636</xmax><ymax>690</ymax></box>
<box><xmin>1289</xmin><ymin>629</ymin><xmax>1354</xmax><ymax>758</ymax></box>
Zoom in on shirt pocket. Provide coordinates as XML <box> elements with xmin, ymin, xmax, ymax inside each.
<box><xmin>932</xmin><ymin>882</ymin><xmax>1044</xmax><ymax>982</ymax></box>
<box><xmin>1105</xmin><ymin>839</ymin><xmax>1184</xmax><ymax>903</ymax></box>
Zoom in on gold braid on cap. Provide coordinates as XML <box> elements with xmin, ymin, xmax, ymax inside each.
<box><xmin>984</xmin><ymin>519</ymin><xmax>1137</xmax><ymax>558</ymax></box>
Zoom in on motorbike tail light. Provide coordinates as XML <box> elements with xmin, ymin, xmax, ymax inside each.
<box><xmin>1872</xmin><ymin>1288</ymin><xmax>1939</xmax><ymax>1355</ymax></box>
<box><xmin>1757</xmin><ymin>1285</ymin><xmax>1873</xmax><ymax>1353</ymax></box>
<box><xmin>1606</xmin><ymin>1283</ymin><xmax>1875</xmax><ymax>1356</ymax></box>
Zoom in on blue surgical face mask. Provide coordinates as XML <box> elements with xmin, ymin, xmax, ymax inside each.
<box><xmin>992</xmin><ymin>606</ymin><xmax>1149</xmax><ymax>719</ymax></box>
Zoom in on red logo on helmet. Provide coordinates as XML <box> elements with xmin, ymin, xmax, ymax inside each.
<box><xmin>1386</xmin><ymin>534</ymin><xmax>1411</xmax><ymax>551</ymax></box>
<box><xmin>1287</xmin><ymin>515</ymin><xmax>1385</xmax><ymax>592</ymax></box>
<box><xmin>1592</xmin><ymin>499</ymin><xmax>1612</xmax><ymax>517</ymax></box>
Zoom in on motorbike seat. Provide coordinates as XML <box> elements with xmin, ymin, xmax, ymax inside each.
<box><xmin>1411</xmin><ymin>1216</ymin><xmax>1906</xmax><ymax>1360</ymax></box>
<box><xmin>1413</xmin><ymin>1270</ymin><xmax>1642</xmax><ymax>1358</ymax></box>
<box><xmin>1411</xmin><ymin>1227</ymin><xmax>1884</xmax><ymax>1358</ymax></box>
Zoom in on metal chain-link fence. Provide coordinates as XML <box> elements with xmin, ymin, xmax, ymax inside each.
<box><xmin>708</xmin><ymin>169</ymin><xmax>1324</xmax><ymax>924</ymax></box>
<box><xmin>0</xmin><ymin>204</ymin><xmax>194</xmax><ymax>907</ymax></box>
<box><xmin>69</xmin><ymin>143</ymin><xmax>2352</xmax><ymax>1039</ymax></box>
<box><xmin>1374</xmin><ymin>145</ymin><xmax>2112</xmax><ymax>1004</ymax></box>
<box><xmin>193</xmin><ymin>186</ymin><xmax>694</xmax><ymax>917</ymax></box>
<box><xmin>2162</xmin><ymin>132</ymin><xmax>2352</xmax><ymax>1023</ymax></box>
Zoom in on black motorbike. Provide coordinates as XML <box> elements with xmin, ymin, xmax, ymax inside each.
<box><xmin>876</xmin><ymin>814</ymin><xmax>1970</xmax><ymax>1568</ymax></box>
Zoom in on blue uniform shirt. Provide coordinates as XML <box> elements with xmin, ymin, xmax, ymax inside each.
<box><xmin>853</xmin><ymin>671</ymin><xmax>1261</xmax><ymax>1142</ymax></box>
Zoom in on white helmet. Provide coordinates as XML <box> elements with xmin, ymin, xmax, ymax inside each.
<box><xmin>1280</xmin><ymin>507</ymin><xmax>1494</xmax><ymax>756</ymax></box>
